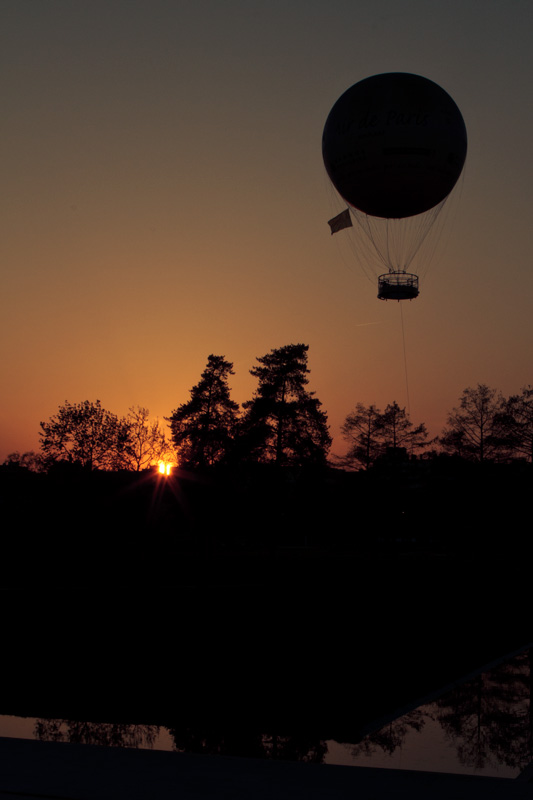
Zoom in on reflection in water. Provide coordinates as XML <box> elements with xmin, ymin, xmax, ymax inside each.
<box><xmin>348</xmin><ymin>710</ymin><xmax>426</xmax><ymax>758</ymax></box>
<box><xmin>34</xmin><ymin>719</ymin><xmax>160</xmax><ymax>750</ymax></box>
<box><xmin>169</xmin><ymin>729</ymin><xmax>327</xmax><ymax>762</ymax></box>
<box><xmin>434</xmin><ymin>649</ymin><xmax>533</xmax><ymax>773</ymax></box>
<box><xmin>31</xmin><ymin>719</ymin><xmax>328</xmax><ymax>763</ymax></box>
<box><xmin>2</xmin><ymin>647</ymin><xmax>531</xmax><ymax>777</ymax></box>
<box><xmin>342</xmin><ymin>648</ymin><xmax>533</xmax><ymax>777</ymax></box>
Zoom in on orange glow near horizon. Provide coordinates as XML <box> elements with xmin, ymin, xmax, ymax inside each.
<box><xmin>3</xmin><ymin>4</ymin><xmax>533</xmax><ymax>464</ymax></box>
<box><xmin>158</xmin><ymin>462</ymin><xmax>172</xmax><ymax>477</ymax></box>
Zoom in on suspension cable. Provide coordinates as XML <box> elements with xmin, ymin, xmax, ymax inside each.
<box><xmin>400</xmin><ymin>302</ymin><xmax>411</xmax><ymax>418</ymax></box>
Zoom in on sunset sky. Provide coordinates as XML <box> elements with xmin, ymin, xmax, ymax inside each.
<box><xmin>2</xmin><ymin>0</ymin><xmax>533</xmax><ymax>461</ymax></box>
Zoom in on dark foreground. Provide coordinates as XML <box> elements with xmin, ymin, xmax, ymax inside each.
<box><xmin>2</xmin><ymin>549</ymin><xmax>530</xmax><ymax>744</ymax></box>
<box><xmin>1</xmin><ymin>461</ymin><xmax>531</xmax><ymax>744</ymax></box>
<box><xmin>3</xmin><ymin>735</ymin><xmax>533</xmax><ymax>800</ymax></box>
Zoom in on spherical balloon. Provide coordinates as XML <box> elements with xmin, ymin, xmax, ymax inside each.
<box><xmin>322</xmin><ymin>73</ymin><xmax>467</xmax><ymax>219</ymax></box>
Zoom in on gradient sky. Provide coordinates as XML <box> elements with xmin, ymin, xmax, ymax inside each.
<box><xmin>2</xmin><ymin>0</ymin><xmax>533</xmax><ymax>461</ymax></box>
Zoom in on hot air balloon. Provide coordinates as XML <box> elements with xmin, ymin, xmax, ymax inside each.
<box><xmin>323</xmin><ymin>73</ymin><xmax>467</xmax><ymax>300</ymax></box>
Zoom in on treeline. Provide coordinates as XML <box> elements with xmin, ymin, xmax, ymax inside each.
<box><xmin>341</xmin><ymin>383</ymin><xmax>533</xmax><ymax>469</ymax></box>
<box><xmin>4</xmin><ymin>342</ymin><xmax>533</xmax><ymax>472</ymax></box>
<box><xmin>5</xmin><ymin>344</ymin><xmax>331</xmax><ymax>473</ymax></box>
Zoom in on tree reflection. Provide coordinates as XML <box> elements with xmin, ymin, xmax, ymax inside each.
<box><xmin>344</xmin><ymin>710</ymin><xmax>426</xmax><ymax>759</ymax></box>
<box><xmin>261</xmin><ymin>733</ymin><xmax>327</xmax><ymax>763</ymax></box>
<box><xmin>34</xmin><ymin>719</ymin><xmax>159</xmax><ymax>749</ymax></box>
<box><xmin>339</xmin><ymin>650</ymin><xmax>533</xmax><ymax>775</ymax></box>
<box><xmin>30</xmin><ymin>651</ymin><xmax>533</xmax><ymax>773</ymax></box>
<box><xmin>434</xmin><ymin>650</ymin><xmax>533</xmax><ymax>772</ymax></box>
<box><xmin>169</xmin><ymin>727</ymin><xmax>327</xmax><ymax>762</ymax></box>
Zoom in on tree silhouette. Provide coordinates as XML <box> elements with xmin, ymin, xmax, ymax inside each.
<box><xmin>341</xmin><ymin>402</ymin><xmax>428</xmax><ymax>469</ymax></box>
<box><xmin>168</xmin><ymin>355</ymin><xmax>239</xmax><ymax>469</ymax></box>
<box><xmin>378</xmin><ymin>402</ymin><xmax>429</xmax><ymax>454</ymax></box>
<box><xmin>340</xmin><ymin>403</ymin><xmax>382</xmax><ymax>469</ymax></box>
<box><xmin>505</xmin><ymin>386</ymin><xmax>533</xmax><ymax>462</ymax></box>
<box><xmin>39</xmin><ymin>400</ymin><xmax>130</xmax><ymax>470</ymax></box>
<box><xmin>2</xmin><ymin>450</ymin><xmax>44</xmax><ymax>472</ymax></box>
<box><xmin>440</xmin><ymin>384</ymin><xmax>508</xmax><ymax>462</ymax></box>
<box><xmin>240</xmin><ymin>344</ymin><xmax>331</xmax><ymax>466</ymax></box>
<box><xmin>124</xmin><ymin>406</ymin><xmax>173</xmax><ymax>471</ymax></box>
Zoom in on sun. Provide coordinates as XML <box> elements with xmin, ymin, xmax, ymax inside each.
<box><xmin>157</xmin><ymin>461</ymin><xmax>172</xmax><ymax>476</ymax></box>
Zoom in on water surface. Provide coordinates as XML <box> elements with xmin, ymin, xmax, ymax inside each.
<box><xmin>1</xmin><ymin>646</ymin><xmax>531</xmax><ymax>778</ymax></box>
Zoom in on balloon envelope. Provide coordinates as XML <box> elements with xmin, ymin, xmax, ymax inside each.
<box><xmin>322</xmin><ymin>73</ymin><xmax>467</xmax><ymax>219</ymax></box>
